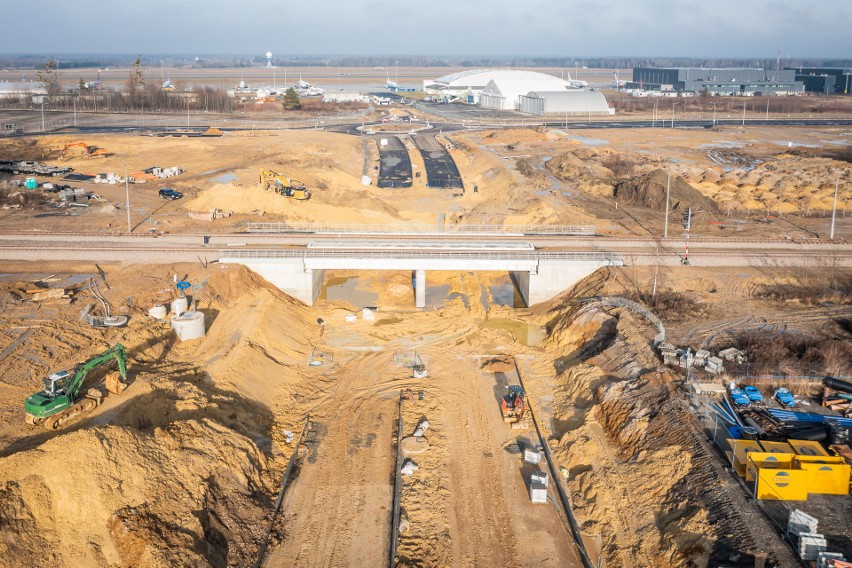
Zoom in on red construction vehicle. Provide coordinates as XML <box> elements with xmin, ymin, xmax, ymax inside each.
<box><xmin>501</xmin><ymin>385</ymin><xmax>526</xmax><ymax>424</ymax></box>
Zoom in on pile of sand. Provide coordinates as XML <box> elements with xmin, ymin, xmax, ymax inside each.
<box><xmin>614</xmin><ymin>169</ymin><xmax>718</xmax><ymax>212</ymax></box>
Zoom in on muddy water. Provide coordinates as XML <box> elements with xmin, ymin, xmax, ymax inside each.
<box><xmin>478</xmin><ymin>318</ymin><xmax>546</xmax><ymax>346</ymax></box>
<box><xmin>318</xmin><ymin>276</ymin><xmax>378</xmax><ymax>308</ymax></box>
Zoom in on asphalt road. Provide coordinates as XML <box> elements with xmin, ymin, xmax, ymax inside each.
<box><xmin>375</xmin><ymin>136</ymin><xmax>412</xmax><ymax>188</ymax></box>
<box><xmin>411</xmin><ymin>134</ymin><xmax>463</xmax><ymax>189</ymax></box>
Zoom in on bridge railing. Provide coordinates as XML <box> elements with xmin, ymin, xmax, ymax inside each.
<box><xmin>242</xmin><ymin>222</ymin><xmax>596</xmax><ymax>236</ymax></box>
<box><xmin>219</xmin><ymin>249</ymin><xmax>621</xmax><ymax>262</ymax></box>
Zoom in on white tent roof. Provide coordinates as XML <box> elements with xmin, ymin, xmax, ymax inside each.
<box><xmin>524</xmin><ymin>90</ymin><xmax>611</xmax><ymax>113</ymax></box>
<box><xmin>430</xmin><ymin>69</ymin><xmax>568</xmax><ymax>90</ymax></box>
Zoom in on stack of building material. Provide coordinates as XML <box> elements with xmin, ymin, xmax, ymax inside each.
<box><xmin>658</xmin><ymin>343</ymin><xmax>679</xmax><ymax>366</ymax></box>
<box><xmin>705</xmin><ymin>356</ymin><xmax>724</xmax><ymax>374</ymax></box>
<box><xmin>798</xmin><ymin>533</ymin><xmax>827</xmax><ymax>561</ymax></box>
<box><xmin>787</xmin><ymin>509</ymin><xmax>818</xmax><ymax>538</ymax></box>
<box><xmin>719</xmin><ymin>347</ymin><xmax>746</xmax><ymax>364</ymax></box>
<box><xmin>144</xmin><ymin>166</ymin><xmax>183</xmax><ymax>178</ymax></box>
<box><xmin>694</xmin><ymin>349</ymin><xmax>710</xmax><ymax>367</ymax></box>
<box><xmin>529</xmin><ymin>470</ymin><xmax>548</xmax><ymax>504</ymax></box>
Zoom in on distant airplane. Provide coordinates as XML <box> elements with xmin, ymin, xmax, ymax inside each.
<box><xmin>385</xmin><ymin>72</ymin><xmax>399</xmax><ymax>91</ymax></box>
<box><xmin>612</xmin><ymin>72</ymin><xmax>627</xmax><ymax>89</ymax></box>
<box><xmin>564</xmin><ymin>72</ymin><xmax>588</xmax><ymax>88</ymax></box>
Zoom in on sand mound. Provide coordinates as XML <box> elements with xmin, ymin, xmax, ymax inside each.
<box><xmin>613</xmin><ymin>169</ymin><xmax>718</xmax><ymax>212</ymax></box>
<box><xmin>545</xmin><ymin>149</ymin><xmax>616</xmax><ymax>181</ymax></box>
<box><xmin>0</xmin><ymin>417</ymin><xmax>271</xmax><ymax>566</ymax></box>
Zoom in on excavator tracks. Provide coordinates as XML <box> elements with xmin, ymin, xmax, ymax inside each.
<box><xmin>43</xmin><ymin>397</ymin><xmax>99</xmax><ymax>430</ymax></box>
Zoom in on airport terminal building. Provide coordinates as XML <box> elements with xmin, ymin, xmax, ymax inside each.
<box><xmin>629</xmin><ymin>68</ymin><xmax>804</xmax><ymax>96</ymax></box>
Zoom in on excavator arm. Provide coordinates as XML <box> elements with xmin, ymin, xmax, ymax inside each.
<box><xmin>65</xmin><ymin>343</ymin><xmax>127</xmax><ymax>401</ymax></box>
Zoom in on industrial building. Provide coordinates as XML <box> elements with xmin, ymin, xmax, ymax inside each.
<box><xmin>518</xmin><ymin>90</ymin><xmax>613</xmax><ymax>116</ymax></box>
<box><xmin>787</xmin><ymin>67</ymin><xmax>852</xmax><ymax>95</ymax></box>
<box><xmin>0</xmin><ymin>81</ymin><xmax>46</xmax><ymax>100</ymax></box>
<box><xmin>629</xmin><ymin>68</ymin><xmax>804</xmax><ymax>96</ymax></box>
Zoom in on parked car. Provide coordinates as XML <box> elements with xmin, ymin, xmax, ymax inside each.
<box><xmin>730</xmin><ymin>388</ymin><xmax>751</xmax><ymax>407</ymax></box>
<box><xmin>774</xmin><ymin>387</ymin><xmax>796</xmax><ymax>407</ymax></box>
<box><xmin>743</xmin><ymin>385</ymin><xmax>764</xmax><ymax>403</ymax></box>
<box><xmin>159</xmin><ymin>188</ymin><xmax>182</xmax><ymax>200</ymax></box>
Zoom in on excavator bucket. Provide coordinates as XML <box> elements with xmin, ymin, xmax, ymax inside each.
<box><xmin>105</xmin><ymin>372</ymin><xmax>127</xmax><ymax>394</ymax></box>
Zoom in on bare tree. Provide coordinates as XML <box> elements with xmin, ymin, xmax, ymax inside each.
<box><xmin>37</xmin><ymin>60</ymin><xmax>62</xmax><ymax>100</ymax></box>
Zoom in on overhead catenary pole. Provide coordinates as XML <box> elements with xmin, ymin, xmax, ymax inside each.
<box><xmin>664</xmin><ymin>171</ymin><xmax>671</xmax><ymax>238</ymax></box>
<box><xmin>830</xmin><ymin>171</ymin><xmax>840</xmax><ymax>239</ymax></box>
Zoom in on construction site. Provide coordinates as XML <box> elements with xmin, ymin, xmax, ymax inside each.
<box><xmin>0</xmin><ymin>89</ymin><xmax>851</xmax><ymax>568</ymax></box>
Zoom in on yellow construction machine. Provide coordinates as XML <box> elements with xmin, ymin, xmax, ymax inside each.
<box><xmin>259</xmin><ymin>168</ymin><xmax>311</xmax><ymax>200</ymax></box>
<box><xmin>61</xmin><ymin>142</ymin><xmax>109</xmax><ymax>161</ymax></box>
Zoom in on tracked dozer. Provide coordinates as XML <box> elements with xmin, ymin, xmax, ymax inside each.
<box><xmin>259</xmin><ymin>168</ymin><xmax>311</xmax><ymax>200</ymax></box>
<box><xmin>23</xmin><ymin>344</ymin><xmax>128</xmax><ymax>430</ymax></box>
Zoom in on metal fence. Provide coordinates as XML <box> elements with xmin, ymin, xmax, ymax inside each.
<box><xmin>220</xmin><ymin>248</ymin><xmax>621</xmax><ymax>262</ymax></box>
<box><xmin>242</xmin><ymin>222</ymin><xmax>596</xmax><ymax>236</ymax></box>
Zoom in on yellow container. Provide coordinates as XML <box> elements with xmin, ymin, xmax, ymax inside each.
<box><xmin>788</xmin><ymin>439</ymin><xmax>829</xmax><ymax>457</ymax></box>
<box><xmin>755</xmin><ymin>468</ymin><xmax>810</xmax><ymax>500</ymax></box>
<box><xmin>746</xmin><ymin>452</ymin><xmax>796</xmax><ymax>481</ymax></box>
<box><xmin>796</xmin><ymin>462</ymin><xmax>850</xmax><ymax>495</ymax></box>
<box><xmin>759</xmin><ymin>441</ymin><xmax>794</xmax><ymax>454</ymax></box>
<box><xmin>728</xmin><ymin>439</ymin><xmax>763</xmax><ymax>477</ymax></box>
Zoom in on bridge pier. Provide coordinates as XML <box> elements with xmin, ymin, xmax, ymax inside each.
<box><xmin>414</xmin><ymin>269</ymin><xmax>426</xmax><ymax>309</ymax></box>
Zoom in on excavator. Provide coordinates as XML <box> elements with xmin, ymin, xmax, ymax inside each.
<box><xmin>23</xmin><ymin>343</ymin><xmax>128</xmax><ymax>430</ymax></box>
<box><xmin>61</xmin><ymin>141</ymin><xmax>109</xmax><ymax>161</ymax></box>
<box><xmin>259</xmin><ymin>168</ymin><xmax>311</xmax><ymax>200</ymax></box>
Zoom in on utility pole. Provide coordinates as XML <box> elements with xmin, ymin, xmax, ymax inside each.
<box><xmin>40</xmin><ymin>102</ymin><xmax>45</xmax><ymax>132</ymax></box>
<box><xmin>830</xmin><ymin>171</ymin><xmax>840</xmax><ymax>239</ymax></box>
<box><xmin>124</xmin><ymin>164</ymin><xmax>132</xmax><ymax>233</ymax></box>
<box><xmin>664</xmin><ymin>171</ymin><xmax>671</xmax><ymax>238</ymax></box>
<box><xmin>742</xmin><ymin>101</ymin><xmax>746</xmax><ymax>126</ymax></box>
<box><xmin>765</xmin><ymin>95</ymin><xmax>770</xmax><ymax>121</ymax></box>
<box><xmin>73</xmin><ymin>96</ymin><xmax>77</xmax><ymax>126</ymax></box>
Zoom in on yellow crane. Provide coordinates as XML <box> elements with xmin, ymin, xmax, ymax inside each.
<box><xmin>259</xmin><ymin>168</ymin><xmax>311</xmax><ymax>200</ymax></box>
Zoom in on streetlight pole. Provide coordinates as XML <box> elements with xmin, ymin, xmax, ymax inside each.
<box><xmin>671</xmin><ymin>102</ymin><xmax>679</xmax><ymax>128</ymax></box>
<box><xmin>124</xmin><ymin>164</ymin><xmax>132</xmax><ymax>233</ymax></box>
<box><xmin>73</xmin><ymin>96</ymin><xmax>77</xmax><ymax>126</ymax></box>
<box><xmin>830</xmin><ymin>171</ymin><xmax>840</xmax><ymax>239</ymax></box>
<box><xmin>40</xmin><ymin>102</ymin><xmax>45</xmax><ymax>132</ymax></box>
<box><xmin>742</xmin><ymin>100</ymin><xmax>746</xmax><ymax>125</ymax></box>
<box><xmin>765</xmin><ymin>95</ymin><xmax>770</xmax><ymax>121</ymax></box>
<box><xmin>711</xmin><ymin>102</ymin><xmax>716</xmax><ymax>127</ymax></box>
<box><xmin>664</xmin><ymin>171</ymin><xmax>671</xmax><ymax>238</ymax></box>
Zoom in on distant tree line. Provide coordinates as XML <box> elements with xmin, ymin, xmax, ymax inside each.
<box><xmin>2</xmin><ymin>54</ymin><xmax>850</xmax><ymax>71</ymax></box>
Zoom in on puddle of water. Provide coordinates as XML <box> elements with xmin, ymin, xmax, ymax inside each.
<box><xmin>318</xmin><ymin>276</ymin><xmax>378</xmax><ymax>308</ymax></box>
<box><xmin>489</xmin><ymin>283</ymin><xmax>525</xmax><ymax>308</ymax></box>
<box><xmin>569</xmin><ymin>135</ymin><xmax>607</xmax><ymax>146</ymax></box>
<box><xmin>424</xmin><ymin>284</ymin><xmax>450</xmax><ymax>308</ymax></box>
<box><xmin>446</xmin><ymin>292</ymin><xmax>469</xmax><ymax>308</ymax></box>
<box><xmin>479</xmin><ymin>318</ymin><xmax>546</xmax><ymax>347</ymax></box>
<box><xmin>213</xmin><ymin>173</ymin><xmax>236</xmax><ymax>183</ymax></box>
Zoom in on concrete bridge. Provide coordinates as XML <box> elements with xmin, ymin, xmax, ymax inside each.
<box><xmin>219</xmin><ymin>249</ymin><xmax>623</xmax><ymax>308</ymax></box>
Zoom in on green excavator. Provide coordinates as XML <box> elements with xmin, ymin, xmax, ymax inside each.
<box><xmin>24</xmin><ymin>343</ymin><xmax>128</xmax><ymax>430</ymax></box>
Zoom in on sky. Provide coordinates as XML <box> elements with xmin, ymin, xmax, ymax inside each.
<box><xmin>1</xmin><ymin>0</ymin><xmax>850</xmax><ymax>58</ymax></box>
